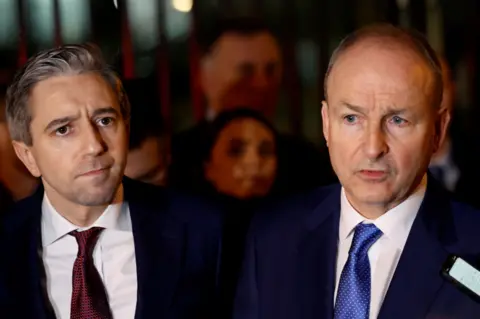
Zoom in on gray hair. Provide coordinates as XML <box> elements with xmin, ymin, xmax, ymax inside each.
<box><xmin>324</xmin><ymin>23</ymin><xmax>443</xmax><ymax>109</ymax></box>
<box><xmin>6</xmin><ymin>43</ymin><xmax>130</xmax><ymax>145</ymax></box>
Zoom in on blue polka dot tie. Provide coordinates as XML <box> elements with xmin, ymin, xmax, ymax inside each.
<box><xmin>334</xmin><ymin>223</ymin><xmax>383</xmax><ymax>319</ymax></box>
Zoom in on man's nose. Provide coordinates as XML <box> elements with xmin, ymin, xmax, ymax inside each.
<box><xmin>82</xmin><ymin>122</ymin><xmax>107</xmax><ymax>156</ymax></box>
<box><xmin>363</xmin><ymin>124</ymin><xmax>388</xmax><ymax>161</ymax></box>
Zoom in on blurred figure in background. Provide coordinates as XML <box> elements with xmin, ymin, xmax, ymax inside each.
<box><xmin>0</xmin><ymin>153</ymin><xmax>13</xmax><ymax>214</ymax></box>
<box><xmin>0</xmin><ymin>182</ymin><xmax>13</xmax><ymax>214</ymax></box>
<box><xmin>199</xmin><ymin>18</ymin><xmax>282</xmax><ymax>119</ymax></box>
<box><xmin>0</xmin><ymin>85</ymin><xmax>38</xmax><ymax>202</ymax></box>
<box><xmin>194</xmin><ymin>108</ymin><xmax>279</xmax><ymax>318</ymax></box>
<box><xmin>429</xmin><ymin>56</ymin><xmax>480</xmax><ymax>207</ymax></box>
<box><xmin>203</xmin><ymin>109</ymin><xmax>278</xmax><ymax>200</ymax></box>
<box><xmin>123</xmin><ymin>78</ymin><xmax>170</xmax><ymax>186</ymax></box>
<box><xmin>170</xmin><ymin>17</ymin><xmax>336</xmax><ymax>195</ymax></box>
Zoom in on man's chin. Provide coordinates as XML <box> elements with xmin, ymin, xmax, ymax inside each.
<box><xmin>73</xmin><ymin>179</ymin><xmax>122</xmax><ymax>206</ymax></box>
<box><xmin>73</xmin><ymin>190</ymin><xmax>118</xmax><ymax>207</ymax></box>
<box><xmin>348</xmin><ymin>187</ymin><xmax>393</xmax><ymax>205</ymax></box>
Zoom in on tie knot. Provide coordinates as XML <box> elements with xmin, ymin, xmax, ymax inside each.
<box><xmin>70</xmin><ymin>227</ymin><xmax>104</xmax><ymax>257</ymax></box>
<box><xmin>349</xmin><ymin>223</ymin><xmax>382</xmax><ymax>256</ymax></box>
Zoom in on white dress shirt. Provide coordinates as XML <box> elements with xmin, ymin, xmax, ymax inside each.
<box><xmin>41</xmin><ymin>186</ymin><xmax>137</xmax><ymax>319</ymax></box>
<box><xmin>334</xmin><ymin>177</ymin><xmax>427</xmax><ymax>318</ymax></box>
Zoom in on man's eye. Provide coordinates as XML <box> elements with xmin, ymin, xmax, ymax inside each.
<box><xmin>55</xmin><ymin>126</ymin><xmax>70</xmax><ymax>136</ymax></box>
<box><xmin>343</xmin><ymin>115</ymin><xmax>358</xmax><ymax>124</ymax></box>
<box><xmin>98</xmin><ymin>117</ymin><xmax>114</xmax><ymax>126</ymax></box>
<box><xmin>391</xmin><ymin>116</ymin><xmax>407</xmax><ymax>126</ymax></box>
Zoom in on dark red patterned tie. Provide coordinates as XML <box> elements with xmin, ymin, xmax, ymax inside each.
<box><xmin>70</xmin><ymin>227</ymin><xmax>113</xmax><ymax>319</ymax></box>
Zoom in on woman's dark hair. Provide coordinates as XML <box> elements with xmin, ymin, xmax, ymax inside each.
<box><xmin>201</xmin><ymin>107</ymin><xmax>279</xmax><ymax>163</ymax></box>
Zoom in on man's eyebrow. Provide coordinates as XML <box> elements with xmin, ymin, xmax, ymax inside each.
<box><xmin>339</xmin><ymin>101</ymin><xmax>409</xmax><ymax>116</ymax></box>
<box><xmin>91</xmin><ymin>107</ymin><xmax>119</xmax><ymax>117</ymax></box>
<box><xmin>44</xmin><ymin>107</ymin><xmax>120</xmax><ymax>133</ymax></box>
<box><xmin>44</xmin><ymin>115</ymin><xmax>79</xmax><ymax>132</ymax></box>
<box><xmin>340</xmin><ymin>102</ymin><xmax>367</xmax><ymax>114</ymax></box>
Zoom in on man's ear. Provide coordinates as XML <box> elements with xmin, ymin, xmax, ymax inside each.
<box><xmin>321</xmin><ymin>101</ymin><xmax>330</xmax><ymax>147</ymax></box>
<box><xmin>433</xmin><ymin>105</ymin><xmax>451</xmax><ymax>153</ymax></box>
<box><xmin>12</xmin><ymin>141</ymin><xmax>41</xmax><ymax>177</ymax></box>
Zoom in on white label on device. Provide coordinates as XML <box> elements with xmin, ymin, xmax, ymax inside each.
<box><xmin>449</xmin><ymin>258</ymin><xmax>480</xmax><ymax>296</ymax></box>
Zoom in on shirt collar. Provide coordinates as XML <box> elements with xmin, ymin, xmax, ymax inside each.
<box><xmin>41</xmin><ymin>184</ymin><xmax>131</xmax><ymax>247</ymax></box>
<box><xmin>339</xmin><ymin>175</ymin><xmax>427</xmax><ymax>249</ymax></box>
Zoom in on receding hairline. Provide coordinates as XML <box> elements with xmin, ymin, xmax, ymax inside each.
<box><xmin>324</xmin><ymin>25</ymin><xmax>443</xmax><ymax>108</ymax></box>
<box><xmin>327</xmin><ymin>37</ymin><xmax>433</xmax><ymax>81</ymax></box>
<box><xmin>5</xmin><ymin>43</ymin><xmax>130</xmax><ymax>145</ymax></box>
<box><xmin>205</xmin><ymin>30</ymin><xmax>280</xmax><ymax>58</ymax></box>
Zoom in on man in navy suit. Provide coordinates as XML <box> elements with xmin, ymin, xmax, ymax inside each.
<box><xmin>234</xmin><ymin>24</ymin><xmax>480</xmax><ymax>319</ymax></box>
<box><xmin>0</xmin><ymin>44</ymin><xmax>222</xmax><ymax>318</ymax></box>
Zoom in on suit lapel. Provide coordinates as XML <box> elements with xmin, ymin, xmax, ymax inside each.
<box><xmin>27</xmin><ymin>216</ymin><xmax>52</xmax><ymax>319</ymax></box>
<box><xmin>378</xmin><ymin>180</ymin><xmax>455</xmax><ymax>319</ymax></box>
<box><xmin>296</xmin><ymin>185</ymin><xmax>341</xmax><ymax>319</ymax></box>
<box><xmin>7</xmin><ymin>187</ymin><xmax>53</xmax><ymax>319</ymax></box>
<box><xmin>126</xmin><ymin>181</ymin><xmax>185</xmax><ymax>319</ymax></box>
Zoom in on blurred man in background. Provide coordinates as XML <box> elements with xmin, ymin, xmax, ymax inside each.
<box><xmin>123</xmin><ymin>78</ymin><xmax>169</xmax><ymax>186</ymax></box>
<box><xmin>0</xmin><ymin>154</ymin><xmax>13</xmax><ymax>214</ymax></box>
<box><xmin>0</xmin><ymin>85</ymin><xmax>38</xmax><ymax>203</ymax></box>
<box><xmin>170</xmin><ymin>17</ymin><xmax>336</xmax><ymax>195</ymax></box>
<box><xmin>429</xmin><ymin>56</ymin><xmax>480</xmax><ymax>207</ymax></box>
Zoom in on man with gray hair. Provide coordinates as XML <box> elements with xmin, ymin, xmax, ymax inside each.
<box><xmin>0</xmin><ymin>44</ymin><xmax>223</xmax><ymax>319</ymax></box>
<box><xmin>234</xmin><ymin>24</ymin><xmax>480</xmax><ymax>319</ymax></box>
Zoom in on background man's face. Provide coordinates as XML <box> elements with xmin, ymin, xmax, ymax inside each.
<box><xmin>125</xmin><ymin>136</ymin><xmax>169</xmax><ymax>186</ymax></box>
<box><xmin>0</xmin><ymin>96</ymin><xmax>38</xmax><ymax>200</ymax></box>
<box><xmin>201</xmin><ymin>32</ymin><xmax>282</xmax><ymax>117</ymax></box>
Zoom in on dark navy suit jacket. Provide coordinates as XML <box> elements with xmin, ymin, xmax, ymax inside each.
<box><xmin>0</xmin><ymin>177</ymin><xmax>223</xmax><ymax>319</ymax></box>
<box><xmin>234</xmin><ymin>180</ymin><xmax>480</xmax><ymax>319</ymax></box>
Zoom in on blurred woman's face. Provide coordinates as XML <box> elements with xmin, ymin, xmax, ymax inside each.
<box><xmin>205</xmin><ymin>118</ymin><xmax>277</xmax><ymax>199</ymax></box>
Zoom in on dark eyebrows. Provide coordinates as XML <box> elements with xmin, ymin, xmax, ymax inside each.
<box><xmin>339</xmin><ymin>101</ymin><xmax>409</xmax><ymax>117</ymax></box>
<box><xmin>44</xmin><ymin>115</ymin><xmax>78</xmax><ymax>133</ymax></box>
<box><xmin>92</xmin><ymin>106</ymin><xmax>119</xmax><ymax>118</ymax></box>
<box><xmin>44</xmin><ymin>107</ymin><xmax>120</xmax><ymax>133</ymax></box>
<box><xmin>339</xmin><ymin>102</ymin><xmax>367</xmax><ymax>114</ymax></box>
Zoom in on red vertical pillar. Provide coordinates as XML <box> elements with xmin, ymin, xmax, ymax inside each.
<box><xmin>119</xmin><ymin>0</ymin><xmax>135</xmax><ymax>79</ymax></box>
<box><xmin>189</xmin><ymin>0</ymin><xmax>203</xmax><ymax>122</ymax></box>
<box><xmin>158</xmin><ymin>34</ymin><xmax>171</xmax><ymax>133</ymax></box>
<box><xmin>316</xmin><ymin>0</ymin><xmax>329</xmax><ymax>102</ymax></box>
<box><xmin>17</xmin><ymin>0</ymin><xmax>28</xmax><ymax>66</ymax></box>
<box><xmin>283</xmin><ymin>0</ymin><xmax>302</xmax><ymax>135</ymax></box>
<box><xmin>53</xmin><ymin>0</ymin><xmax>63</xmax><ymax>46</ymax></box>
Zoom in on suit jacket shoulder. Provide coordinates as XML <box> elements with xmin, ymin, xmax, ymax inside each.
<box><xmin>123</xmin><ymin>177</ymin><xmax>223</xmax><ymax>229</ymax></box>
<box><xmin>250</xmin><ymin>184</ymin><xmax>340</xmax><ymax>238</ymax></box>
<box><xmin>235</xmin><ymin>179</ymin><xmax>480</xmax><ymax>319</ymax></box>
<box><xmin>0</xmin><ymin>178</ymin><xmax>224</xmax><ymax>319</ymax></box>
<box><xmin>444</xmin><ymin>199</ymin><xmax>480</xmax><ymax>254</ymax></box>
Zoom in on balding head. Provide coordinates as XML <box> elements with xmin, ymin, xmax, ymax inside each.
<box><xmin>321</xmin><ymin>23</ymin><xmax>451</xmax><ymax>218</ymax></box>
<box><xmin>325</xmin><ymin>24</ymin><xmax>443</xmax><ymax>109</ymax></box>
